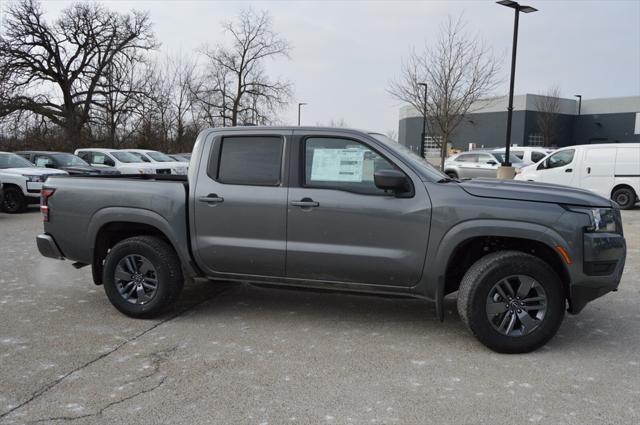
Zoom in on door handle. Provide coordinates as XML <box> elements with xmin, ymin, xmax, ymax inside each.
<box><xmin>587</xmin><ymin>167</ymin><xmax>591</xmax><ymax>174</ymax></box>
<box><xmin>199</xmin><ymin>193</ymin><xmax>224</xmax><ymax>204</ymax></box>
<box><xmin>291</xmin><ymin>198</ymin><xmax>319</xmax><ymax>208</ymax></box>
<box><xmin>565</xmin><ymin>168</ymin><xmax>573</xmax><ymax>173</ymax></box>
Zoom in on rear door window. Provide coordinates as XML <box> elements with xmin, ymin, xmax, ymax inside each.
<box><xmin>216</xmin><ymin>136</ymin><xmax>284</xmax><ymax>186</ymax></box>
<box><xmin>456</xmin><ymin>154</ymin><xmax>478</xmax><ymax>163</ymax></box>
<box><xmin>531</xmin><ymin>151</ymin><xmax>546</xmax><ymax>163</ymax></box>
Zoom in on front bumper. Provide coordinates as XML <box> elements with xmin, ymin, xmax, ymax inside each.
<box><xmin>36</xmin><ymin>234</ymin><xmax>64</xmax><ymax>260</ymax></box>
<box><xmin>568</xmin><ymin>232</ymin><xmax>626</xmax><ymax>314</ymax></box>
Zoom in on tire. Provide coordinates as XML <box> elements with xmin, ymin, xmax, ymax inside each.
<box><xmin>102</xmin><ymin>236</ymin><xmax>183</xmax><ymax>318</ymax></box>
<box><xmin>457</xmin><ymin>251</ymin><xmax>565</xmax><ymax>354</ymax></box>
<box><xmin>612</xmin><ymin>187</ymin><xmax>636</xmax><ymax>210</ymax></box>
<box><xmin>446</xmin><ymin>171</ymin><xmax>459</xmax><ymax>179</ymax></box>
<box><xmin>1</xmin><ymin>186</ymin><xmax>27</xmax><ymax>213</ymax></box>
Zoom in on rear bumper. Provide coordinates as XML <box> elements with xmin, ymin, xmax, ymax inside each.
<box><xmin>568</xmin><ymin>232</ymin><xmax>626</xmax><ymax>314</ymax></box>
<box><xmin>36</xmin><ymin>233</ymin><xmax>64</xmax><ymax>260</ymax></box>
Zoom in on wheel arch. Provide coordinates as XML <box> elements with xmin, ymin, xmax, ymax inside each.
<box><xmin>611</xmin><ymin>183</ymin><xmax>638</xmax><ymax>201</ymax></box>
<box><xmin>88</xmin><ymin>207</ymin><xmax>201</xmax><ymax>285</ymax></box>
<box><xmin>425</xmin><ymin>220</ymin><xmax>571</xmax><ymax>321</ymax></box>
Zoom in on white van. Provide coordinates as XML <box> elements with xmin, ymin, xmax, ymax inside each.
<box><xmin>515</xmin><ymin>143</ymin><xmax>640</xmax><ymax>209</ymax></box>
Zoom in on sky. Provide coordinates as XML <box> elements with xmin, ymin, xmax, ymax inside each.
<box><xmin>20</xmin><ymin>0</ymin><xmax>640</xmax><ymax>135</ymax></box>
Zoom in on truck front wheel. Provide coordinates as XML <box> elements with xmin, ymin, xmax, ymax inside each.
<box><xmin>102</xmin><ymin>236</ymin><xmax>183</xmax><ymax>318</ymax></box>
<box><xmin>1</xmin><ymin>186</ymin><xmax>27</xmax><ymax>213</ymax></box>
<box><xmin>457</xmin><ymin>251</ymin><xmax>565</xmax><ymax>353</ymax></box>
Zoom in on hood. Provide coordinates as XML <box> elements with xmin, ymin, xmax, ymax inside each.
<box><xmin>459</xmin><ymin>178</ymin><xmax>611</xmax><ymax>207</ymax></box>
<box><xmin>0</xmin><ymin>167</ymin><xmax>68</xmax><ymax>176</ymax></box>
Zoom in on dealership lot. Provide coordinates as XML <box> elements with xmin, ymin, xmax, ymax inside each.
<box><xmin>0</xmin><ymin>208</ymin><xmax>638</xmax><ymax>425</ymax></box>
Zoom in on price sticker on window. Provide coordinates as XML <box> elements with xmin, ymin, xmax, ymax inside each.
<box><xmin>310</xmin><ymin>148</ymin><xmax>365</xmax><ymax>182</ymax></box>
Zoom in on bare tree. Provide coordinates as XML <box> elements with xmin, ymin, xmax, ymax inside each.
<box><xmin>198</xmin><ymin>9</ymin><xmax>292</xmax><ymax>126</ymax></box>
<box><xmin>388</xmin><ymin>16</ymin><xmax>500</xmax><ymax>169</ymax></box>
<box><xmin>534</xmin><ymin>86</ymin><xmax>561</xmax><ymax>147</ymax></box>
<box><xmin>0</xmin><ymin>0</ymin><xmax>157</xmax><ymax>147</ymax></box>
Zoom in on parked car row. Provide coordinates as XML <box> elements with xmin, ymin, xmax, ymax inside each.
<box><xmin>0</xmin><ymin>148</ymin><xmax>191</xmax><ymax>213</ymax></box>
<box><xmin>75</xmin><ymin>149</ymin><xmax>188</xmax><ymax>175</ymax></box>
<box><xmin>444</xmin><ymin>143</ymin><xmax>639</xmax><ymax>210</ymax></box>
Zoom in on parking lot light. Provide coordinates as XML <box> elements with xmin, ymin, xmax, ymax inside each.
<box><xmin>497</xmin><ymin>0</ymin><xmax>538</xmax><ymax>178</ymax></box>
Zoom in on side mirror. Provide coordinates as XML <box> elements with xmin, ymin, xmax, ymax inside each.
<box><xmin>44</xmin><ymin>163</ymin><xmax>55</xmax><ymax>168</ymax></box>
<box><xmin>487</xmin><ymin>160</ymin><xmax>497</xmax><ymax>166</ymax></box>
<box><xmin>374</xmin><ymin>169</ymin><xmax>409</xmax><ymax>194</ymax></box>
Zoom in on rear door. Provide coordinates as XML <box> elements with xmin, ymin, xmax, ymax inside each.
<box><xmin>579</xmin><ymin>147</ymin><xmax>616</xmax><ymax>197</ymax></box>
<box><xmin>285</xmin><ymin>131</ymin><xmax>430</xmax><ymax>287</ymax></box>
<box><xmin>192</xmin><ymin>130</ymin><xmax>289</xmax><ymax>277</ymax></box>
<box><xmin>476</xmin><ymin>153</ymin><xmax>499</xmax><ymax>178</ymax></box>
<box><xmin>455</xmin><ymin>154</ymin><xmax>480</xmax><ymax>178</ymax></box>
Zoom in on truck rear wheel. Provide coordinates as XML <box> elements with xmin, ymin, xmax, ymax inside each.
<box><xmin>102</xmin><ymin>236</ymin><xmax>183</xmax><ymax>318</ymax></box>
<box><xmin>457</xmin><ymin>251</ymin><xmax>565</xmax><ymax>353</ymax></box>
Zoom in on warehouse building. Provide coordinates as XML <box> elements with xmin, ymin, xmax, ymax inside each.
<box><xmin>398</xmin><ymin>94</ymin><xmax>640</xmax><ymax>154</ymax></box>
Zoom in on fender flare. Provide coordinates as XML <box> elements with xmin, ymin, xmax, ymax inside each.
<box><xmin>87</xmin><ymin>207</ymin><xmax>199</xmax><ymax>278</ymax></box>
<box><xmin>426</xmin><ymin>219</ymin><xmax>570</xmax><ymax>321</ymax></box>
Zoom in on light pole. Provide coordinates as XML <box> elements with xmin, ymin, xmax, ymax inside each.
<box><xmin>297</xmin><ymin>102</ymin><xmax>307</xmax><ymax>126</ymax></box>
<box><xmin>497</xmin><ymin>0</ymin><xmax>537</xmax><ymax>179</ymax></box>
<box><xmin>574</xmin><ymin>94</ymin><xmax>582</xmax><ymax>115</ymax></box>
<box><xmin>418</xmin><ymin>83</ymin><xmax>428</xmax><ymax>158</ymax></box>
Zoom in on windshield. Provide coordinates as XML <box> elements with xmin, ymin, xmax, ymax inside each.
<box><xmin>111</xmin><ymin>151</ymin><xmax>143</xmax><ymax>163</ymax></box>
<box><xmin>147</xmin><ymin>151</ymin><xmax>174</xmax><ymax>162</ymax></box>
<box><xmin>126</xmin><ymin>152</ymin><xmax>150</xmax><ymax>162</ymax></box>
<box><xmin>0</xmin><ymin>153</ymin><xmax>35</xmax><ymax>169</ymax></box>
<box><xmin>51</xmin><ymin>153</ymin><xmax>89</xmax><ymax>167</ymax></box>
<box><xmin>492</xmin><ymin>153</ymin><xmax>523</xmax><ymax>163</ymax></box>
<box><xmin>369</xmin><ymin>133</ymin><xmax>448</xmax><ymax>181</ymax></box>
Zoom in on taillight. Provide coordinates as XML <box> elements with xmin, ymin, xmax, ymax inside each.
<box><xmin>41</xmin><ymin>188</ymin><xmax>56</xmax><ymax>222</ymax></box>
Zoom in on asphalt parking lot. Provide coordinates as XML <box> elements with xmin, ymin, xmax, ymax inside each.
<box><xmin>0</xmin><ymin>207</ymin><xmax>639</xmax><ymax>425</ymax></box>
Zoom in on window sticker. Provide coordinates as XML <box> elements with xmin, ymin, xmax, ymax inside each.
<box><xmin>310</xmin><ymin>148</ymin><xmax>365</xmax><ymax>182</ymax></box>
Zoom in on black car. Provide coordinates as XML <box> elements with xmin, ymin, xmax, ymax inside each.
<box><xmin>16</xmin><ymin>151</ymin><xmax>120</xmax><ymax>176</ymax></box>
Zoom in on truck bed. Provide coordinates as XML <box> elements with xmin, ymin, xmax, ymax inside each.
<box><xmin>42</xmin><ymin>174</ymin><xmax>191</xmax><ymax>267</ymax></box>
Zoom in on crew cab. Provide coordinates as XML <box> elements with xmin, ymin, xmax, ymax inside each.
<box><xmin>0</xmin><ymin>152</ymin><xmax>68</xmax><ymax>213</ymax></box>
<box><xmin>37</xmin><ymin>128</ymin><xmax>627</xmax><ymax>353</ymax></box>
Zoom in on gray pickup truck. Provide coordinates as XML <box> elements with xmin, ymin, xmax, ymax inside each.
<box><xmin>36</xmin><ymin>127</ymin><xmax>626</xmax><ymax>353</ymax></box>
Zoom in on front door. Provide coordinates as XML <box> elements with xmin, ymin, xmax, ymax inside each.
<box><xmin>285</xmin><ymin>134</ymin><xmax>430</xmax><ymax>287</ymax></box>
<box><xmin>192</xmin><ymin>132</ymin><xmax>289</xmax><ymax>277</ymax></box>
<box><xmin>539</xmin><ymin>148</ymin><xmax>577</xmax><ymax>187</ymax></box>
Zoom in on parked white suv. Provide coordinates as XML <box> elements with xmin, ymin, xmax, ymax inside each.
<box><xmin>121</xmin><ymin>149</ymin><xmax>188</xmax><ymax>175</ymax></box>
<box><xmin>74</xmin><ymin>149</ymin><xmax>159</xmax><ymax>174</ymax></box>
<box><xmin>0</xmin><ymin>152</ymin><xmax>68</xmax><ymax>213</ymax></box>
<box><xmin>515</xmin><ymin>143</ymin><xmax>640</xmax><ymax>209</ymax></box>
<box><xmin>492</xmin><ymin>147</ymin><xmax>554</xmax><ymax>165</ymax></box>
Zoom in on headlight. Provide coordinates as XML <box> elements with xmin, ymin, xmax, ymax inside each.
<box><xmin>138</xmin><ymin>168</ymin><xmax>153</xmax><ymax>174</ymax></box>
<box><xmin>568</xmin><ymin>206</ymin><xmax>620</xmax><ymax>233</ymax></box>
<box><xmin>24</xmin><ymin>175</ymin><xmax>43</xmax><ymax>182</ymax></box>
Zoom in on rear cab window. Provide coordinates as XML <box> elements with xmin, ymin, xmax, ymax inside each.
<box><xmin>211</xmin><ymin>136</ymin><xmax>284</xmax><ymax>186</ymax></box>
